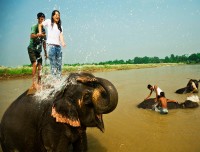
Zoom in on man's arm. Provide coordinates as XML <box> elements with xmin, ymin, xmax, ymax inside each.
<box><xmin>191</xmin><ymin>82</ymin><xmax>198</xmax><ymax>93</ymax></box>
<box><xmin>145</xmin><ymin>90</ymin><xmax>153</xmax><ymax>100</ymax></box>
<box><xmin>30</xmin><ymin>33</ymin><xmax>40</xmax><ymax>39</ymax></box>
<box><xmin>30</xmin><ymin>33</ymin><xmax>45</xmax><ymax>39</ymax></box>
<box><xmin>30</xmin><ymin>26</ymin><xmax>43</xmax><ymax>39</ymax></box>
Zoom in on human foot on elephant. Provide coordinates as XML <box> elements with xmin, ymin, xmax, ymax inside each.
<box><xmin>0</xmin><ymin>72</ymin><xmax>118</xmax><ymax>152</ymax></box>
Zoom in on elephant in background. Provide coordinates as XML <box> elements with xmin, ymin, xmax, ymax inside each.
<box><xmin>175</xmin><ymin>79</ymin><xmax>199</xmax><ymax>94</ymax></box>
<box><xmin>0</xmin><ymin>72</ymin><xmax>118</xmax><ymax>152</ymax></box>
<box><xmin>137</xmin><ymin>98</ymin><xmax>199</xmax><ymax>110</ymax></box>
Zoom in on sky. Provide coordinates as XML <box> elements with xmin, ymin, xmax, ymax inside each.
<box><xmin>0</xmin><ymin>0</ymin><xmax>200</xmax><ymax>67</ymax></box>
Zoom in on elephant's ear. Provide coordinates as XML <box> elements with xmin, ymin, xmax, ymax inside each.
<box><xmin>51</xmin><ymin>98</ymin><xmax>80</xmax><ymax>127</ymax></box>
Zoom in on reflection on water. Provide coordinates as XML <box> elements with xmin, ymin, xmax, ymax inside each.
<box><xmin>0</xmin><ymin>65</ymin><xmax>200</xmax><ymax>152</ymax></box>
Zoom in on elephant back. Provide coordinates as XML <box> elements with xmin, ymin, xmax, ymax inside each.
<box><xmin>167</xmin><ymin>102</ymin><xmax>181</xmax><ymax>109</ymax></box>
<box><xmin>137</xmin><ymin>98</ymin><xmax>155</xmax><ymax>109</ymax></box>
<box><xmin>180</xmin><ymin>100</ymin><xmax>199</xmax><ymax>108</ymax></box>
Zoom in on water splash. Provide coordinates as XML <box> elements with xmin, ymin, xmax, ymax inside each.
<box><xmin>33</xmin><ymin>62</ymin><xmax>78</xmax><ymax>101</ymax></box>
<box><xmin>34</xmin><ymin>74</ymin><xmax>67</xmax><ymax>101</ymax></box>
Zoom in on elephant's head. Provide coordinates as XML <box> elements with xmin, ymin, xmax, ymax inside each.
<box><xmin>51</xmin><ymin>72</ymin><xmax>118</xmax><ymax>132</ymax></box>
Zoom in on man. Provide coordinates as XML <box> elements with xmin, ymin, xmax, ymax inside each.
<box><xmin>27</xmin><ymin>12</ymin><xmax>47</xmax><ymax>91</ymax></box>
<box><xmin>155</xmin><ymin>92</ymin><xmax>169</xmax><ymax>114</ymax></box>
<box><xmin>145</xmin><ymin>84</ymin><xmax>163</xmax><ymax>101</ymax></box>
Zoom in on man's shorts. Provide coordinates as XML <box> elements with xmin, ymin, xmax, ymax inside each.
<box><xmin>28</xmin><ymin>47</ymin><xmax>42</xmax><ymax>65</ymax></box>
<box><xmin>154</xmin><ymin>106</ymin><xmax>168</xmax><ymax>114</ymax></box>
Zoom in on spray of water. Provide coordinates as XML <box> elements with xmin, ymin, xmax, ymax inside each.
<box><xmin>34</xmin><ymin>75</ymin><xmax>64</xmax><ymax>101</ymax></box>
<box><xmin>33</xmin><ymin>61</ymin><xmax>75</xmax><ymax>101</ymax></box>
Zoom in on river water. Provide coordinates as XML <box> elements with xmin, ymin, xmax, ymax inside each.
<box><xmin>0</xmin><ymin>64</ymin><xmax>200</xmax><ymax>152</ymax></box>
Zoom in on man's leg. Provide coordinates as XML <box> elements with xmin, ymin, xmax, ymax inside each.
<box><xmin>32</xmin><ymin>61</ymin><xmax>37</xmax><ymax>89</ymax></box>
<box><xmin>36</xmin><ymin>53</ymin><xmax>43</xmax><ymax>84</ymax></box>
<box><xmin>28</xmin><ymin>47</ymin><xmax>37</xmax><ymax>89</ymax></box>
<box><xmin>37</xmin><ymin>63</ymin><xmax>42</xmax><ymax>84</ymax></box>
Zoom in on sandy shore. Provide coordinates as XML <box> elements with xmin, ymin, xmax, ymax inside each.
<box><xmin>0</xmin><ymin>63</ymin><xmax>182</xmax><ymax>80</ymax></box>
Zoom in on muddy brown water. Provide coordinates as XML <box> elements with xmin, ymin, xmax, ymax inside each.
<box><xmin>0</xmin><ymin>64</ymin><xmax>200</xmax><ymax>152</ymax></box>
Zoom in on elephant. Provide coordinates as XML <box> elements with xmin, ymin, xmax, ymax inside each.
<box><xmin>0</xmin><ymin>72</ymin><xmax>118</xmax><ymax>152</ymax></box>
<box><xmin>175</xmin><ymin>79</ymin><xmax>199</xmax><ymax>94</ymax></box>
<box><xmin>137</xmin><ymin>98</ymin><xmax>199</xmax><ymax>110</ymax></box>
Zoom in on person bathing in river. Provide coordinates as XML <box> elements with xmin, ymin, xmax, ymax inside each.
<box><xmin>155</xmin><ymin>92</ymin><xmax>169</xmax><ymax>114</ymax></box>
<box><xmin>145</xmin><ymin>84</ymin><xmax>177</xmax><ymax>109</ymax></box>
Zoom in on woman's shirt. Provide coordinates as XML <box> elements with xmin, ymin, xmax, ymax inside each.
<box><xmin>42</xmin><ymin>19</ymin><xmax>63</xmax><ymax>46</ymax></box>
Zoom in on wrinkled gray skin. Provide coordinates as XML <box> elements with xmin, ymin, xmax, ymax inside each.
<box><xmin>137</xmin><ymin>98</ymin><xmax>199</xmax><ymax>109</ymax></box>
<box><xmin>0</xmin><ymin>73</ymin><xmax>118</xmax><ymax>152</ymax></box>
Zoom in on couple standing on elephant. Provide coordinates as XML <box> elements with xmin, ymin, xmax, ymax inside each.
<box><xmin>145</xmin><ymin>84</ymin><xmax>177</xmax><ymax>114</ymax></box>
<box><xmin>27</xmin><ymin>10</ymin><xmax>66</xmax><ymax>93</ymax></box>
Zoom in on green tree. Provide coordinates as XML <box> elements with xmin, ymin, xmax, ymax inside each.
<box><xmin>188</xmin><ymin>53</ymin><xmax>200</xmax><ymax>63</ymax></box>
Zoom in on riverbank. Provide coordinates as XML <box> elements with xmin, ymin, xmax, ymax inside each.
<box><xmin>0</xmin><ymin>63</ymin><xmax>182</xmax><ymax>80</ymax></box>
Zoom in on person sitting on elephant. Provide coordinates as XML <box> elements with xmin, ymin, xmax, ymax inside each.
<box><xmin>187</xmin><ymin>79</ymin><xmax>198</xmax><ymax>93</ymax></box>
<box><xmin>175</xmin><ymin>79</ymin><xmax>199</xmax><ymax>94</ymax></box>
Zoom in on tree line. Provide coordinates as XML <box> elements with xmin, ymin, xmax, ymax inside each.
<box><xmin>96</xmin><ymin>53</ymin><xmax>200</xmax><ymax>65</ymax></box>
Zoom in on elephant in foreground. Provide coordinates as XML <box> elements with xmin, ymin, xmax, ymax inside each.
<box><xmin>175</xmin><ymin>79</ymin><xmax>199</xmax><ymax>94</ymax></box>
<box><xmin>0</xmin><ymin>73</ymin><xmax>118</xmax><ymax>152</ymax></box>
<box><xmin>137</xmin><ymin>98</ymin><xmax>199</xmax><ymax>109</ymax></box>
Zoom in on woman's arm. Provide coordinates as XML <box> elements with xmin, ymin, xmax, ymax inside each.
<box><xmin>60</xmin><ymin>32</ymin><xmax>66</xmax><ymax>47</ymax></box>
<box><xmin>38</xmin><ymin>24</ymin><xmax>43</xmax><ymax>35</ymax></box>
<box><xmin>43</xmin><ymin>41</ymin><xmax>47</xmax><ymax>59</ymax></box>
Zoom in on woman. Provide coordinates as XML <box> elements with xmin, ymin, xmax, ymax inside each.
<box><xmin>39</xmin><ymin>10</ymin><xmax>66</xmax><ymax>78</ymax></box>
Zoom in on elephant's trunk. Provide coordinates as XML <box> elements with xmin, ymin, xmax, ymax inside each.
<box><xmin>92</xmin><ymin>78</ymin><xmax>118</xmax><ymax>114</ymax></box>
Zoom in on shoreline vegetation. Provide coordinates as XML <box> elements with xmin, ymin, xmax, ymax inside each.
<box><xmin>1</xmin><ymin>52</ymin><xmax>199</xmax><ymax>80</ymax></box>
<box><xmin>0</xmin><ymin>63</ymin><xmax>184</xmax><ymax>80</ymax></box>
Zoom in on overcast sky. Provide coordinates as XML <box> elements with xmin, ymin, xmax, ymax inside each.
<box><xmin>0</xmin><ymin>0</ymin><xmax>200</xmax><ymax>67</ymax></box>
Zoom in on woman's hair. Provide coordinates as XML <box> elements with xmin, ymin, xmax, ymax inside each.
<box><xmin>51</xmin><ymin>10</ymin><xmax>62</xmax><ymax>32</ymax></box>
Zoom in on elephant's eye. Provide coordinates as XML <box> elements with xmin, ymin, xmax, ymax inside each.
<box><xmin>84</xmin><ymin>94</ymin><xmax>90</xmax><ymax>100</ymax></box>
<box><xmin>83</xmin><ymin>91</ymin><xmax>92</xmax><ymax>105</ymax></box>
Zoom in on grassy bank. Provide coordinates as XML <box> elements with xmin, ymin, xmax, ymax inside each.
<box><xmin>0</xmin><ymin>63</ymin><xmax>182</xmax><ymax>80</ymax></box>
